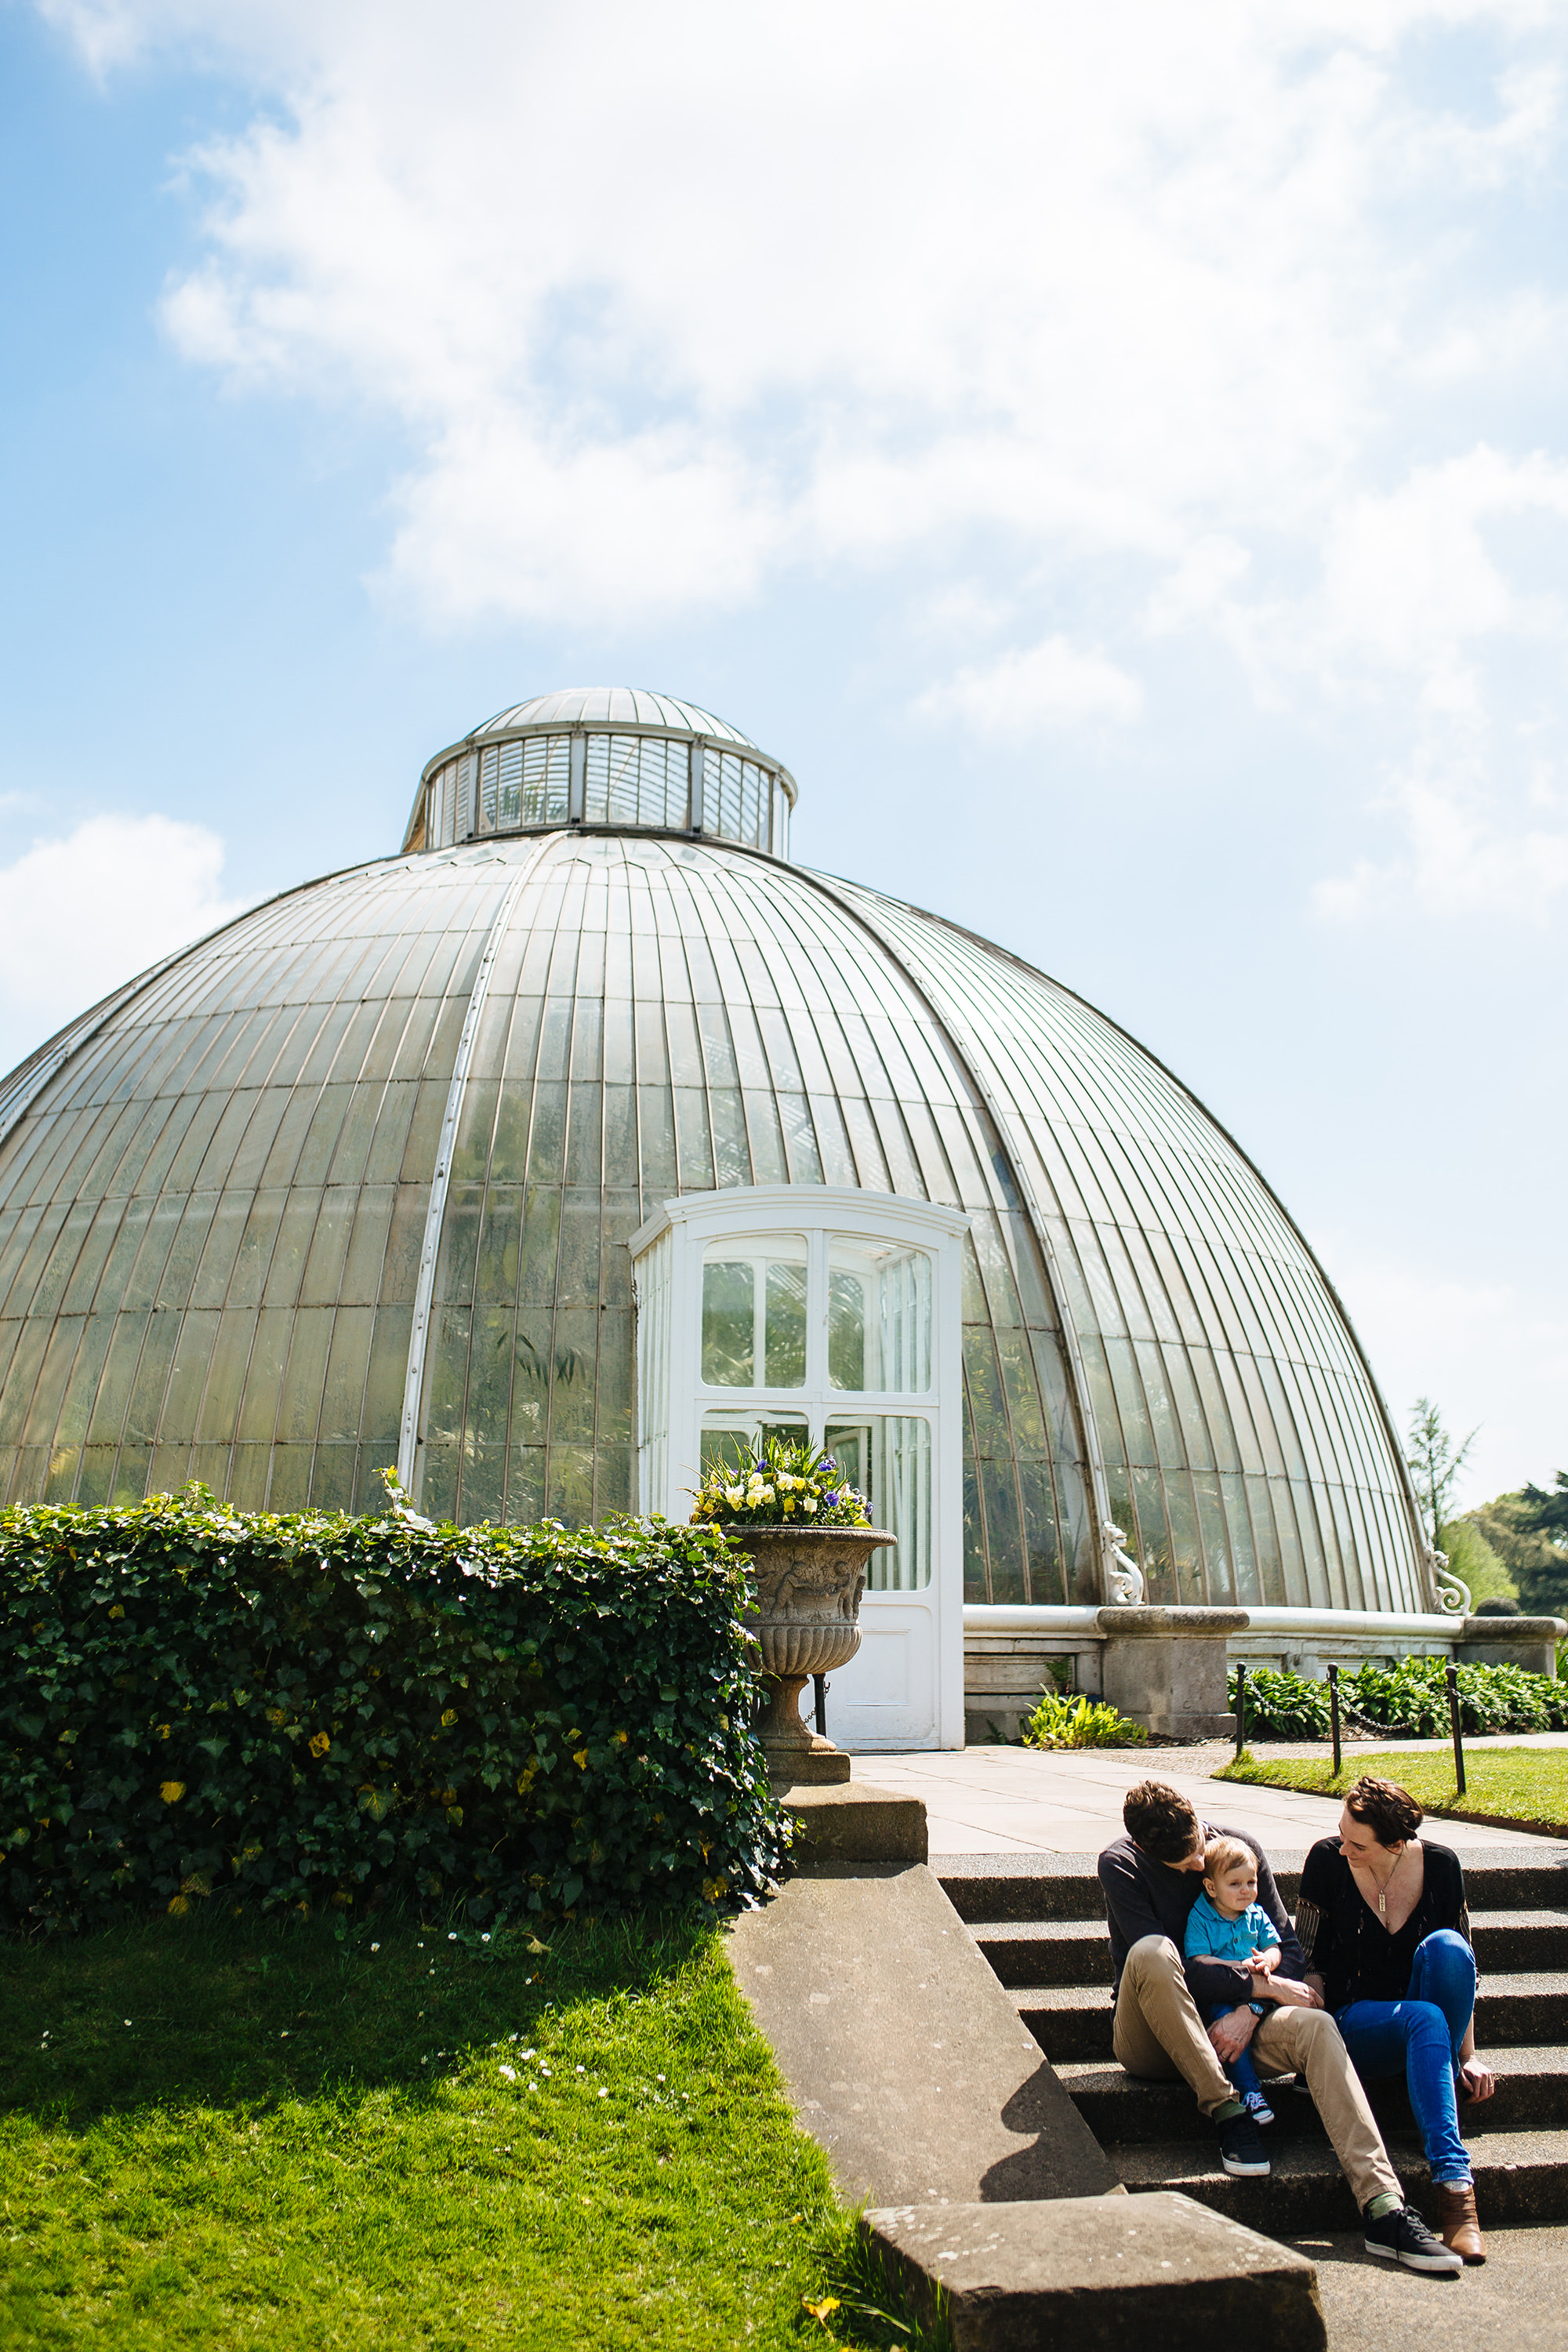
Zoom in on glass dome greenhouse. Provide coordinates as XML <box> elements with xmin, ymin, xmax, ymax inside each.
<box><xmin>0</xmin><ymin>685</ymin><xmax>1432</xmax><ymax>1704</ymax></box>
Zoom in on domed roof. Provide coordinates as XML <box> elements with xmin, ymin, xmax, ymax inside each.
<box><xmin>0</xmin><ymin>806</ymin><xmax>1428</xmax><ymax>1617</ymax></box>
<box><xmin>472</xmin><ymin>688</ymin><xmax>757</xmax><ymax>747</ymax></box>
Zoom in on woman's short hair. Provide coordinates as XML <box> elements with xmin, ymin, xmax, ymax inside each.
<box><xmin>1123</xmin><ymin>1780</ymin><xmax>1202</xmax><ymax>1863</ymax></box>
<box><xmin>1344</xmin><ymin>1774</ymin><xmax>1424</xmax><ymax>1847</ymax></box>
<box><xmin>1202</xmin><ymin>1834</ymin><xmax>1254</xmax><ymax>1886</ymax></box>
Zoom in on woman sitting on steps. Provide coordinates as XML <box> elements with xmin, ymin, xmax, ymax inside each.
<box><xmin>1298</xmin><ymin>1773</ymin><xmax>1496</xmax><ymax>2265</ymax></box>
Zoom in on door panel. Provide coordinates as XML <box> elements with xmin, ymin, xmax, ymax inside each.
<box><xmin>818</xmin><ymin>1601</ymin><xmax>936</xmax><ymax>1748</ymax></box>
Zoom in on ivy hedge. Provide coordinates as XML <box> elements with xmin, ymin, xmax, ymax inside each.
<box><xmin>1231</xmin><ymin>1655</ymin><xmax>1568</xmax><ymax>1743</ymax></box>
<box><xmin>2</xmin><ymin>1487</ymin><xmax>791</xmax><ymax>1937</ymax></box>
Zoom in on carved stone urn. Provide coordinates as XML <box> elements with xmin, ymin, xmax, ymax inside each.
<box><xmin>722</xmin><ymin>1523</ymin><xmax>895</xmax><ymax>1785</ymax></box>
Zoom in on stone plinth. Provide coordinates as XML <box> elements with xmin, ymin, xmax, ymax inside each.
<box><xmin>1097</xmin><ymin>1605</ymin><xmax>1247</xmax><ymax>1740</ymax></box>
<box><xmin>777</xmin><ymin>1779</ymin><xmax>928</xmax><ymax>1868</ymax></box>
<box><xmin>1454</xmin><ymin>1615</ymin><xmax>1566</xmax><ymax>1676</ymax></box>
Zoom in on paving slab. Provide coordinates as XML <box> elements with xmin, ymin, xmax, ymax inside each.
<box><xmin>1295</xmin><ymin>2223</ymin><xmax>1568</xmax><ymax>2352</ymax></box>
<box><xmin>866</xmin><ymin>2190</ymin><xmax>1327</xmax><ymax>2351</ymax></box>
<box><xmin>727</xmin><ymin>1861</ymin><xmax>1116</xmax><ymax>2208</ymax></box>
<box><xmin>848</xmin><ymin>1746</ymin><xmax>1568</xmax><ymax>1858</ymax></box>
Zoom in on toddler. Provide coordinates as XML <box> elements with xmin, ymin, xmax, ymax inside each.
<box><xmin>1183</xmin><ymin>1834</ymin><xmax>1282</xmax><ymax>2125</ymax></box>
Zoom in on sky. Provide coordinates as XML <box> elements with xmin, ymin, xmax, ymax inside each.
<box><xmin>2</xmin><ymin>0</ymin><xmax>1566</xmax><ymax>1512</ymax></box>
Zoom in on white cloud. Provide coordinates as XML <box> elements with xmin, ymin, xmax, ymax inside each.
<box><xmin>30</xmin><ymin>2</ymin><xmax>1562</xmax><ymax>623</ymax></box>
<box><xmin>33</xmin><ymin>0</ymin><xmax>1568</xmax><ymax>912</ymax></box>
<box><xmin>0</xmin><ymin>815</ymin><xmax>247</xmax><ymax>1076</ymax></box>
<box><xmin>916</xmin><ymin>637</ymin><xmax>1144</xmax><ymax>736</ymax></box>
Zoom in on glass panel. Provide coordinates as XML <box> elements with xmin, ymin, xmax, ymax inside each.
<box><xmin>699</xmin><ymin>1410</ymin><xmax>808</xmax><ymax>1483</ymax></box>
<box><xmin>826</xmin><ymin>1414</ymin><xmax>932</xmax><ymax>1591</ymax></box>
<box><xmin>828</xmin><ymin>1237</ymin><xmax>931</xmax><ymax>1393</ymax></box>
<box><xmin>828</xmin><ymin>1270</ymin><xmax>865</xmax><ymax>1390</ymax></box>
<box><xmin>764</xmin><ymin>1258</ymin><xmax>806</xmax><ymax>1386</ymax></box>
<box><xmin>701</xmin><ymin>1260</ymin><xmax>753</xmax><ymax>1386</ymax></box>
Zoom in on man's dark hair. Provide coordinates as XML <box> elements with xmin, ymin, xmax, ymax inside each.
<box><xmin>1123</xmin><ymin>1780</ymin><xmax>1201</xmax><ymax>1862</ymax></box>
<box><xmin>1345</xmin><ymin>1775</ymin><xmax>1423</xmax><ymax>1847</ymax></box>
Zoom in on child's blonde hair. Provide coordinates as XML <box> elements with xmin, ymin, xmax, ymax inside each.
<box><xmin>1202</xmin><ymin>1835</ymin><xmax>1255</xmax><ymax>1891</ymax></box>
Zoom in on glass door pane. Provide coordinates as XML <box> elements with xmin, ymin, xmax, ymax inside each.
<box><xmin>828</xmin><ymin>1238</ymin><xmax>931</xmax><ymax>1392</ymax></box>
<box><xmin>826</xmin><ymin>1413</ymin><xmax>932</xmax><ymax>1590</ymax></box>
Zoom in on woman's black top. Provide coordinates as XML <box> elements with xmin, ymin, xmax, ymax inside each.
<box><xmin>1296</xmin><ymin>1835</ymin><xmax>1471</xmax><ymax>2012</ymax></box>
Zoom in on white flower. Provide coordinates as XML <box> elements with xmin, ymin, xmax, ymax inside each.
<box><xmin>499</xmin><ymin>2064</ymin><xmax>517</xmax><ymax>2081</ymax></box>
<box><xmin>369</xmin><ymin>1943</ymin><xmax>380</xmax><ymax>1953</ymax></box>
<box><xmin>804</xmin><ymin>1494</ymin><xmax>818</xmax><ymax>1514</ymax></box>
<box><xmin>598</xmin><ymin>2087</ymin><xmax>608</xmax><ymax>2099</ymax></box>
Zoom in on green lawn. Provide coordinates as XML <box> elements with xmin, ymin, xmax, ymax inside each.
<box><xmin>0</xmin><ymin>1907</ymin><xmax>920</xmax><ymax>2352</ymax></box>
<box><xmin>1214</xmin><ymin>1745</ymin><xmax>1568</xmax><ymax>1835</ymax></box>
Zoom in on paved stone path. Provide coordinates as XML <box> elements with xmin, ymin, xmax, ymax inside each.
<box><xmin>848</xmin><ymin>1740</ymin><xmax>1568</xmax><ymax>1857</ymax></box>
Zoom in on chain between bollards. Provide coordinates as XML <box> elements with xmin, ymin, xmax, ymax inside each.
<box><xmin>1445</xmin><ymin>1661</ymin><xmax>1467</xmax><ymax>1797</ymax></box>
<box><xmin>1327</xmin><ymin>1661</ymin><xmax>1342</xmax><ymax>1778</ymax></box>
<box><xmin>1234</xmin><ymin>1661</ymin><xmax>1247</xmax><ymax>1759</ymax></box>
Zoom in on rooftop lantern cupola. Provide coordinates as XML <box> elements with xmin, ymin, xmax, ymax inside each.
<box><xmin>404</xmin><ymin>687</ymin><xmax>797</xmax><ymax>860</ymax></box>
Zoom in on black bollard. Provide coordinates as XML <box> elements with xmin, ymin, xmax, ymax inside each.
<box><xmin>1327</xmin><ymin>1661</ymin><xmax>1342</xmax><ymax>1779</ymax></box>
<box><xmin>813</xmin><ymin>1674</ymin><xmax>829</xmax><ymax>1739</ymax></box>
<box><xmin>1234</xmin><ymin>1661</ymin><xmax>1247</xmax><ymax>1759</ymax></box>
<box><xmin>1445</xmin><ymin>1661</ymin><xmax>1466</xmax><ymax>1797</ymax></box>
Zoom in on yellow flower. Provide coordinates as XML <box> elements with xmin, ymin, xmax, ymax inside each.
<box><xmin>309</xmin><ymin>1732</ymin><xmax>330</xmax><ymax>1759</ymax></box>
<box><xmin>167</xmin><ymin>1894</ymin><xmax>190</xmax><ymax>1916</ymax></box>
<box><xmin>573</xmin><ymin>1748</ymin><xmax>590</xmax><ymax>1769</ymax></box>
<box><xmin>160</xmin><ymin>1780</ymin><xmax>186</xmax><ymax>1805</ymax></box>
<box><xmin>154</xmin><ymin>1723</ymin><xmax>172</xmax><ymax>1740</ymax></box>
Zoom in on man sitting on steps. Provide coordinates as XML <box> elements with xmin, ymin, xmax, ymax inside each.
<box><xmin>1098</xmin><ymin>1779</ymin><xmax>1461</xmax><ymax>2274</ymax></box>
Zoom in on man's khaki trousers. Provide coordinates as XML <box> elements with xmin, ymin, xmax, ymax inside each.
<box><xmin>1112</xmin><ymin>1934</ymin><xmax>1400</xmax><ymax>2209</ymax></box>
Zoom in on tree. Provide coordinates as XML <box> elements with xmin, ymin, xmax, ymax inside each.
<box><xmin>1520</xmin><ymin>1472</ymin><xmax>1568</xmax><ymax>1544</ymax></box>
<box><xmin>1462</xmin><ymin>1486</ymin><xmax>1568</xmax><ymax>1621</ymax></box>
<box><xmin>1405</xmin><ymin>1397</ymin><xmax>1478</xmax><ymax>1551</ymax></box>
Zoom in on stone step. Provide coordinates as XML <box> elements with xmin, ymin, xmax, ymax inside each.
<box><xmin>1058</xmin><ymin>2044</ymin><xmax>1568</xmax><ymax>2144</ymax></box>
<box><xmin>938</xmin><ymin>1851</ymin><xmax>1568</xmax><ymax>1928</ymax></box>
<box><xmin>1018</xmin><ymin>1973</ymin><xmax>1568</xmax><ymax>2063</ymax></box>
<box><xmin>1106</xmin><ymin>2125</ymin><xmax>1568</xmax><ymax>2235</ymax></box>
<box><xmin>971</xmin><ymin>1907</ymin><xmax>1568</xmax><ymax>1988</ymax></box>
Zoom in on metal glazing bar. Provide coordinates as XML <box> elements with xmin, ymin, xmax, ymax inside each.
<box><xmin>396</xmin><ymin>839</ymin><xmax>556</xmax><ymax>1493</ymax></box>
<box><xmin>568</xmin><ymin>733</ymin><xmax>586</xmax><ymax>822</ymax></box>
<box><xmin>689</xmin><ymin>740</ymin><xmax>705</xmax><ymax>832</ymax></box>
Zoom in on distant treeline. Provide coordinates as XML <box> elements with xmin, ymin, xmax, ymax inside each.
<box><xmin>1444</xmin><ymin>1472</ymin><xmax>1568</xmax><ymax>1617</ymax></box>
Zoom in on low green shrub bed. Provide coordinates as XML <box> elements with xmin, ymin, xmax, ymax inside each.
<box><xmin>2</xmin><ymin>1487</ymin><xmax>790</xmax><ymax>1938</ymax></box>
<box><xmin>0</xmin><ymin>1902</ymin><xmax>934</xmax><ymax>2351</ymax></box>
<box><xmin>1229</xmin><ymin>1655</ymin><xmax>1568</xmax><ymax>1742</ymax></box>
<box><xmin>1021</xmin><ymin>1692</ymin><xmax>1147</xmax><ymax>1750</ymax></box>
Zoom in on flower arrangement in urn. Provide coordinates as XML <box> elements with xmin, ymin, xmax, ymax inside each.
<box><xmin>691</xmin><ymin>1435</ymin><xmax>870</xmax><ymax>1528</ymax></box>
<box><xmin>693</xmin><ymin>1436</ymin><xmax>891</xmax><ymax>1787</ymax></box>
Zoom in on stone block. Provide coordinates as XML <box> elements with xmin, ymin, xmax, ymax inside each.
<box><xmin>728</xmin><ymin>1862</ymin><xmax>1116</xmax><ymax>2208</ymax></box>
<box><xmin>1098</xmin><ymin>1606</ymin><xmax>1246</xmax><ymax>1740</ymax></box>
<box><xmin>864</xmin><ymin>2190</ymin><xmax>1327</xmax><ymax>2352</ymax></box>
<box><xmin>777</xmin><ymin>1779</ymin><xmax>927</xmax><ymax>1867</ymax></box>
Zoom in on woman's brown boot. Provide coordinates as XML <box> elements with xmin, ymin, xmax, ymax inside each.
<box><xmin>1436</xmin><ymin>2182</ymin><xmax>1485</xmax><ymax>2263</ymax></box>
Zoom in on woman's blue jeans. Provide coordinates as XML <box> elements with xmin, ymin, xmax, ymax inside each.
<box><xmin>1334</xmin><ymin>1929</ymin><xmax>1475</xmax><ymax>2185</ymax></box>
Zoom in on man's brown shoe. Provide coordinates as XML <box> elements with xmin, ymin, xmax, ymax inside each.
<box><xmin>1437</xmin><ymin>2183</ymin><xmax>1485</xmax><ymax>2264</ymax></box>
